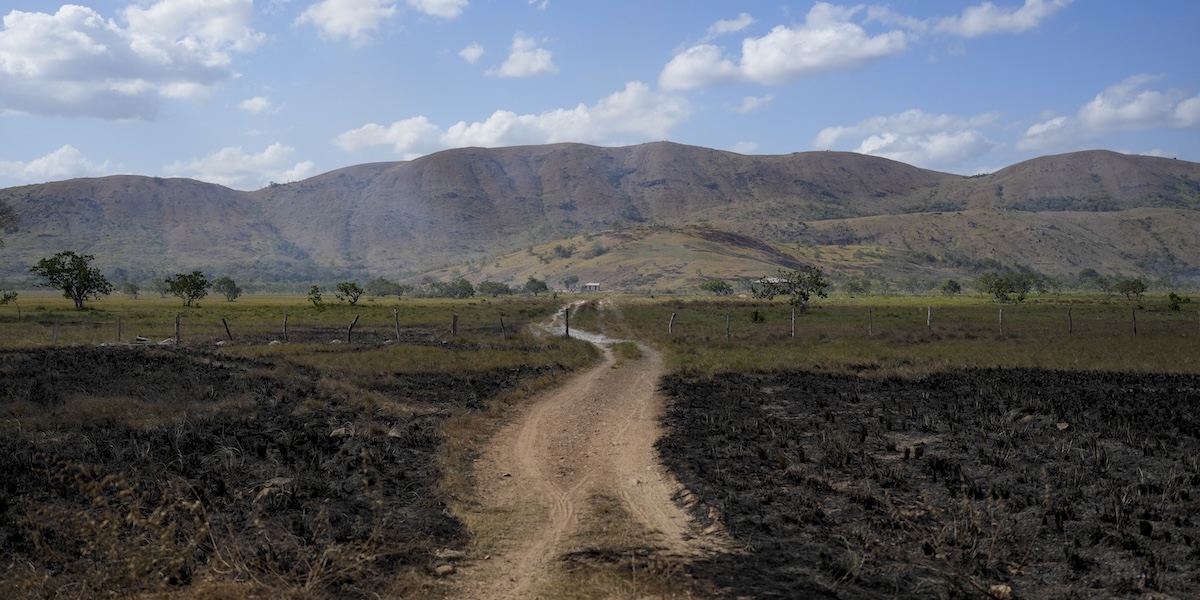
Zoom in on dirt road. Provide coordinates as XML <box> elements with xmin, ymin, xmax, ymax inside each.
<box><xmin>453</xmin><ymin>332</ymin><xmax>719</xmax><ymax>599</ymax></box>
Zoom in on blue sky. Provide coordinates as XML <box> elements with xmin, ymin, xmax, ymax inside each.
<box><xmin>1</xmin><ymin>0</ymin><xmax>1197</xmax><ymax>190</ymax></box>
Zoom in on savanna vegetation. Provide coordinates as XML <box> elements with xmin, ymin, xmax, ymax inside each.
<box><xmin>2</xmin><ymin>286</ymin><xmax>1200</xmax><ymax>598</ymax></box>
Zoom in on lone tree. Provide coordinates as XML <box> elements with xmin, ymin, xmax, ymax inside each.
<box><xmin>752</xmin><ymin>266</ymin><xmax>829</xmax><ymax>313</ymax></box>
<box><xmin>30</xmin><ymin>251</ymin><xmax>114</xmax><ymax>309</ymax></box>
<box><xmin>121</xmin><ymin>280</ymin><xmax>140</xmax><ymax>299</ymax></box>
<box><xmin>334</xmin><ymin>281</ymin><xmax>365</xmax><ymax>305</ymax></box>
<box><xmin>166</xmin><ymin>271</ymin><xmax>211</xmax><ymax>306</ymax></box>
<box><xmin>1114</xmin><ymin>277</ymin><xmax>1147</xmax><ymax>301</ymax></box>
<box><xmin>699</xmin><ymin>278</ymin><xmax>733</xmax><ymax>296</ymax></box>
<box><xmin>212</xmin><ymin>276</ymin><xmax>242</xmax><ymax>302</ymax></box>
<box><xmin>478</xmin><ymin>280</ymin><xmax>513</xmax><ymax>297</ymax></box>
<box><xmin>524</xmin><ymin>276</ymin><xmax>549</xmax><ymax>297</ymax></box>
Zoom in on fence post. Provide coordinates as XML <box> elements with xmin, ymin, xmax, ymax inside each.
<box><xmin>347</xmin><ymin>314</ymin><xmax>360</xmax><ymax>343</ymax></box>
<box><xmin>725</xmin><ymin>310</ymin><xmax>731</xmax><ymax>342</ymax></box>
<box><xmin>394</xmin><ymin>309</ymin><xmax>401</xmax><ymax>341</ymax></box>
<box><xmin>868</xmin><ymin>308</ymin><xmax>873</xmax><ymax>337</ymax></box>
<box><xmin>1132</xmin><ymin>307</ymin><xmax>1137</xmax><ymax>336</ymax></box>
<box><xmin>668</xmin><ymin>312</ymin><xmax>676</xmax><ymax>335</ymax></box>
<box><xmin>117</xmin><ymin>317</ymin><xmax>122</xmax><ymax>342</ymax></box>
<box><xmin>563</xmin><ymin>310</ymin><xmax>569</xmax><ymax>339</ymax></box>
<box><xmin>499</xmin><ymin>316</ymin><xmax>506</xmax><ymax>338</ymax></box>
<box><xmin>175</xmin><ymin>314</ymin><xmax>180</xmax><ymax>344</ymax></box>
<box><xmin>998</xmin><ymin>308</ymin><xmax>1003</xmax><ymax>336</ymax></box>
<box><xmin>791</xmin><ymin>306</ymin><xmax>796</xmax><ymax>338</ymax></box>
<box><xmin>222</xmin><ymin>317</ymin><xmax>233</xmax><ymax>341</ymax></box>
<box><xmin>452</xmin><ymin>313</ymin><xmax>459</xmax><ymax>338</ymax></box>
<box><xmin>283</xmin><ymin>313</ymin><xmax>289</xmax><ymax>342</ymax></box>
<box><xmin>1068</xmin><ymin>306</ymin><xmax>1073</xmax><ymax>334</ymax></box>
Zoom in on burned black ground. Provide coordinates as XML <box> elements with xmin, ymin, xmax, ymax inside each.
<box><xmin>660</xmin><ymin>369</ymin><xmax>1200</xmax><ymax>599</ymax></box>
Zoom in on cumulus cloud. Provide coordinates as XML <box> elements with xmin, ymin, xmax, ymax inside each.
<box><xmin>238</xmin><ymin>96</ymin><xmax>276</xmax><ymax>114</ymax></box>
<box><xmin>703</xmin><ymin>13</ymin><xmax>754</xmax><ymax>41</ymax></box>
<box><xmin>815</xmin><ymin>109</ymin><xmax>1000</xmax><ymax>170</ymax></box>
<box><xmin>459</xmin><ymin>42</ymin><xmax>484</xmax><ymax>64</ymax></box>
<box><xmin>1019</xmin><ymin>75</ymin><xmax>1200</xmax><ymax>151</ymax></box>
<box><xmin>0</xmin><ymin>1</ymin><xmax>263</xmax><ymax>119</ymax></box>
<box><xmin>0</xmin><ymin>145</ymin><xmax>110</xmax><ymax>182</ymax></box>
<box><xmin>732</xmin><ymin>94</ymin><xmax>773</xmax><ymax>114</ymax></box>
<box><xmin>295</xmin><ymin>0</ymin><xmax>397</xmax><ymax>44</ymax></box>
<box><xmin>934</xmin><ymin>0</ymin><xmax>1072</xmax><ymax>37</ymax></box>
<box><xmin>334</xmin><ymin>81</ymin><xmax>690</xmax><ymax>158</ymax></box>
<box><xmin>660</xmin><ymin>3</ymin><xmax>907</xmax><ymax>90</ymax></box>
<box><xmin>407</xmin><ymin>0</ymin><xmax>468</xmax><ymax>18</ymax></box>
<box><xmin>164</xmin><ymin>143</ymin><xmax>316</xmax><ymax>189</ymax></box>
<box><xmin>488</xmin><ymin>33</ymin><xmax>557</xmax><ymax>78</ymax></box>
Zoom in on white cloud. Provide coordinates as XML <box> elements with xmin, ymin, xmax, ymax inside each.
<box><xmin>0</xmin><ymin>1</ymin><xmax>263</xmax><ymax>119</ymax></box>
<box><xmin>1018</xmin><ymin>75</ymin><xmax>1200</xmax><ymax>151</ymax></box>
<box><xmin>238</xmin><ymin>96</ymin><xmax>275</xmax><ymax>114</ymax></box>
<box><xmin>528</xmin><ymin>0</ymin><xmax>549</xmax><ymax>9</ymax></box>
<box><xmin>730</xmin><ymin>141</ymin><xmax>759</xmax><ymax>154</ymax></box>
<box><xmin>732</xmin><ymin>94</ymin><xmax>773</xmax><ymax>114</ymax></box>
<box><xmin>815</xmin><ymin>109</ymin><xmax>1000</xmax><ymax>170</ymax></box>
<box><xmin>334</xmin><ymin>81</ymin><xmax>690</xmax><ymax>158</ymax></box>
<box><xmin>459</xmin><ymin>42</ymin><xmax>484</xmax><ymax>64</ymax></box>
<box><xmin>488</xmin><ymin>33</ymin><xmax>557</xmax><ymax>78</ymax></box>
<box><xmin>704</xmin><ymin>13</ymin><xmax>754</xmax><ymax>41</ymax></box>
<box><xmin>164</xmin><ymin>143</ymin><xmax>316</xmax><ymax>189</ymax></box>
<box><xmin>295</xmin><ymin>0</ymin><xmax>396</xmax><ymax>45</ymax></box>
<box><xmin>660</xmin><ymin>3</ymin><xmax>907</xmax><ymax>90</ymax></box>
<box><xmin>934</xmin><ymin>0</ymin><xmax>1072</xmax><ymax>37</ymax></box>
<box><xmin>407</xmin><ymin>0</ymin><xmax>468</xmax><ymax>18</ymax></box>
<box><xmin>0</xmin><ymin>145</ymin><xmax>110</xmax><ymax>182</ymax></box>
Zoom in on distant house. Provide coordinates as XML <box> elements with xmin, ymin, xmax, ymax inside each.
<box><xmin>581</xmin><ymin>282</ymin><xmax>601</xmax><ymax>292</ymax></box>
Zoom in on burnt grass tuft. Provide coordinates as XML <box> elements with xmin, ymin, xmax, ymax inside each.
<box><xmin>659</xmin><ymin>368</ymin><xmax>1200</xmax><ymax>599</ymax></box>
<box><xmin>0</xmin><ymin>345</ymin><xmax>565</xmax><ymax>598</ymax></box>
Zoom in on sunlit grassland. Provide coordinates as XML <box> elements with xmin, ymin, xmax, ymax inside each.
<box><xmin>0</xmin><ymin>292</ymin><xmax>562</xmax><ymax>347</ymax></box>
<box><xmin>591</xmin><ymin>293</ymin><xmax>1200</xmax><ymax>376</ymax></box>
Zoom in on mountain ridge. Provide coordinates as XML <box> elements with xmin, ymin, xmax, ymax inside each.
<box><xmin>2</xmin><ymin>142</ymin><xmax>1198</xmax><ymax>289</ymax></box>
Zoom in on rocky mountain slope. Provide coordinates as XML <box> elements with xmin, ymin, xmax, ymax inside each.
<box><xmin>1</xmin><ymin>143</ymin><xmax>1198</xmax><ymax>289</ymax></box>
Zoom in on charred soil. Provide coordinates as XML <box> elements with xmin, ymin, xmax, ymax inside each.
<box><xmin>660</xmin><ymin>369</ymin><xmax>1200</xmax><ymax>599</ymax></box>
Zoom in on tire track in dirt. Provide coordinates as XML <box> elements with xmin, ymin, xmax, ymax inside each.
<box><xmin>453</xmin><ymin>327</ymin><xmax>722</xmax><ymax>599</ymax></box>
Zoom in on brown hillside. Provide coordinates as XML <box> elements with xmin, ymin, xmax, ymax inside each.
<box><xmin>2</xmin><ymin>143</ymin><xmax>1199</xmax><ymax>287</ymax></box>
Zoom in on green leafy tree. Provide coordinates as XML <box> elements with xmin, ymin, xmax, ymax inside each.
<box><xmin>365</xmin><ymin>276</ymin><xmax>402</xmax><ymax>297</ymax></box>
<box><xmin>561</xmin><ymin>275</ymin><xmax>580</xmax><ymax>292</ymax></box>
<box><xmin>751</xmin><ymin>267</ymin><xmax>829</xmax><ymax>312</ymax></box>
<box><xmin>212</xmin><ymin>276</ymin><xmax>242</xmax><ymax>302</ymax></box>
<box><xmin>977</xmin><ymin>271</ymin><xmax>1040</xmax><ymax>303</ymax></box>
<box><xmin>478</xmin><ymin>280</ymin><xmax>513</xmax><ymax>297</ymax></box>
<box><xmin>334</xmin><ymin>281</ymin><xmax>364</xmax><ymax>305</ymax></box>
<box><xmin>165</xmin><ymin>271</ymin><xmax>211</xmax><ymax>307</ymax></box>
<box><xmin>524</xmin><ymin>276</ymin><xmax>549</xmax><ymax>297</ymax></box>
<box><xmin>121</xmin><ymin>281</ymin><xmax>141</xmax><ymax>299</ymax></box>
<box><xmin>29</xmin><ymin>251</ymin><xmax>114</xmax><ymax>309</ymax></box>
<box><xmin>308</xmin><ymin>286</ymin><xmax>325</xmax><ymax>310</ymax></box>
<box><xmin>1113</xmin><ymin>277</ymin><xmax>1147</xmax><ymax>301</ymax></box>
<box><xmin>1167</xmin><ymin>292</ymin><xmax>1190</xmax><ymax>311</ymax></box>
<box><xmin>0</xmin><ymin>290</ymin><xmax>19</xmax><ymax>318</ymax></box>
<box><xmin>698</xmin><ymin>278</ymin><xmax>733</xmax><ymax>296</ymax></box>
<box><xmin>940</xmin><ymin>279</ymin><xmax>962</xmax><ymax>296</ymax></box>
<box><xmin>445</xmin><ymin>278</ymin><xmax>475</xmax><ymax>299</ymax></box>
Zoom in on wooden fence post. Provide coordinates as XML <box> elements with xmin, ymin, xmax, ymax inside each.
<box><xmin>283</xmin><ymin>313</ymin><xmax>289</xmax><ymax>342</ymax></box>
<box><xmin>347</xmin><ymin>314</ymin><xmax>360</xmax><ymax>343</ymax></box>
<box><xmin>927</xmin><ymin>306</ymin><xmax>932</xmax><ymax>333</ymax></box>
<box><xmin>791</xmin><ymin>306</ymin><xmax>796</xmax><ymax>338</ymax></box>
<box><xmin>668</xmin><ymin>312</ymin><xmax>676</xmax><ymax>335</ymax></box>
<box><xmin>117</xmin><ymin>317</ymin><xmax>122</xmax><ymax>342</ymax></box>
<box><xmin>394</xmin><ymin>309</ymin><xmax>401</xmax><ymax>341</ymax></box>
<box><xmin>563</xmin><ymin>310</ymin><xmax>569</xmax><ymax>339</ymax></box>
<box><xmin>452</xmin><ymin>313</ymin><xmax>459</xmax><ymax>338</ymax></box>
<box><xmin>175</xmin><ymin>314</ymin><xmax>181</xmax><ymax>344</ymax></box>
<box><xmin>725</xmin><ymin>310</ymin><xmax>731</xmax><ymax>342</ymax></box>
<box><xmin>1068</xmin><ymin>306</ymin><xmax>1073</xmax><ymax>334</ymax></box>
<box><xmin>868</xmin><ymin>308</ymin><xmax>873</xmax><ymax>337</ymax></box>
<box><xmin>222</xmin><ymin>318</ymin><xmax>233</xmax><ymax>341</ymax></box>
<box><xmin>998</xmin><ymin>308</ymin><xmax>1003</xmax><ymax>336</ymax></box>
<box><xmin>1132</xmin><ymin>308</ymin><xmax>1137</xmax><ymax>336</ymax></box>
